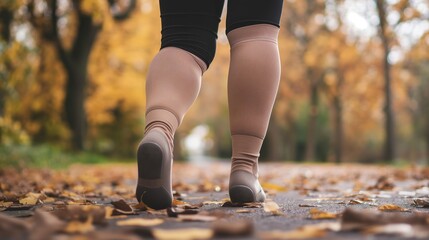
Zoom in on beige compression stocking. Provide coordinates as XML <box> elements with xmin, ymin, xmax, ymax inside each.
<box><xmin>145</xmin><ymin>47</ymin><xmax>207</xmax><ymax>150</ymax></box>
<box><xmin>227</xmin><ymin>24</ymin><xmax>281</xmax><ymax>202</ymax></box>
<box><xmin>136</xmin><ymin>47</ymin><xmax>206</xmax><ymax>210</ymax></box>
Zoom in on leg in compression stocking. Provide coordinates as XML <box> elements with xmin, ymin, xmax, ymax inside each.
<box><xmin>227</xmin><ymin>24</ymin><xmax>281</xmax><ymax>203</ymax></box>
<box><xmin>136</xmin><ymin>47</ymin><xmax>206</xmax><ymax>209</ymax></box>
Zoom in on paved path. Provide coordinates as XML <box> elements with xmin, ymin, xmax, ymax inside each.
<box><xmin>1</xmin><ymin>162</ymin><xmax>428</xmax><ymax>239</ymax></box>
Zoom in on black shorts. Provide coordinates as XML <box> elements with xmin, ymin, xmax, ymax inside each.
<box><xmin>159</xmin><ymin>0</ymin><xmax>283</xmax><ymax>68</ymax></box>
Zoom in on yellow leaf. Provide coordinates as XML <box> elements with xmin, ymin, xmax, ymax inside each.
<box><xmin>117</xmin><ymin>218</ymin><xmax>164</xmax><ymax>227</ymax></box>
<box><xmin>263</xmin><ymin>201</ymin><xmax>283</xmax><ymax>216</ymax></box>
<box><xmin>261</xmin><ymin>182</ymin><xmax>288</xmax><ymax>192</ymax></box>
<box><xmin>64</xmin><ymin>216</ymin><xmax>94</xmax><ymax>234</ymax></box>
<box><xmin>309</xmin><ymin>208</ymin><xmax>340</xmax><ymax>219</ymax></box>
<box><xmin>19</xmin><ymin>196</ymin><xmax>38</xmax><ymax>205</ymax></box>
<box><xmin>0</xmin><ymin>201</ymin><xmax>13</xmax><ymax>208</ymax></box>
<box><xmin>259</xmin><ymin>222</ymin><xmax>340</xmax><ymax>239</ymax></box>
<box><xmin>378</xmin><ymin>204</ymin><xmax>410</xmax><ymax>212</ymax></box>
<box><xmin>152</xmin><ymin>228</ymin><xmax>213</xmax><ymax>240</ymax></box>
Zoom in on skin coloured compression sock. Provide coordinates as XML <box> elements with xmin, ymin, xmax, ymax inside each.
<box><xmin>136</xmin><ymin>47</ymin><xmax>206</xmax><ymax>210</ymax></box>
<box><xmin>227</xmin><ymin>24</ymin><xmax>281</xmax><ymax>203</ymax></box>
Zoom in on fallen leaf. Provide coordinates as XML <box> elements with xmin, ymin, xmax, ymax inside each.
<box><xmin>167</xmin><ymin>207</ymin><xmax>199</xmax><ymax>217</ymax></box>
<box><xmin>378</xmin><ymin>204</ymin><xmax>410</xmax><ymax>212</ymax></box>
<box><xmin>259</xmin><ymin>222</ymin><xmax>340</xmax><ymax>239</ymax></box>
<box><xmin>0</xmin><ymin>212</ymin><xmax>31</xmax><ymax>239</ymax></box>
<box><xmin>299</xmin><ymin>204</ymin><xmax>321</xmax><ymax>207</ymax></box>
<box><xmin>0</xmin><ymin>201</ymin><xmax>13</xmax><ymax>211</ymax></box>
<box><xmin>340</xmin><ymin>208</ymin><xmax>429</xmax><ymax>231</ymax></box>
<box><xmin>177</xmin><ymin>214</ymin><xmax>217</xmax><ymax>222</ymax></box>
<box><xmin>263</xmin><ymin>201</ymin><xmax>283</xmax><ymax>216</ymax></box>
<box><xmin>117</xmin><ymin>218</ymin><xmax>164</xmax><ymax>227</ymax></box>
<box><xmin>19</xmin><ymin>196</ymin><xmax>38</xmax><ymax>205</ymax></box>
<box><xmin>213</xmin><ymin>219</ymin><xmax>253</xmax><ymax>237</ymax></box>
<box><xmin>261</xmin><ymin>182</ymin><xmax>288</xmax><ymax>192</ymax></box>
<box><xmin>412</xmin><ymin>198</ymin><xmax>429</xmax><ymax>208</ymax></box>
<box><xmin>236</xmin><ymin>209</ymin><xmax>251</xmax><ymax>213</ymax></box>
<box><xmin>31</xmin><ymin>210</ymin><xmax>66</xmax><ymax>240</ymax></box>
<box><xmin>132</xmin><ymin>202</ymin><xmax>148</xmax><ymax>211</ymax></box>
<box><xmin>63</xmin><ymin>216</ymin><xmax>94</xmax><ymax>234</ymax></box>
<box><xmin>111</xmin><ymin>199</ymin><xmax>133</xmax><ymax>213</ymax></box>
<box><xmin>309</xmin><ymin>208</ymin><xmax>340</xmax><ymax>219</ymax></box>
<box><xmin>53</xmin><ymin>205</ymin><xmax>107</xmax><ymax>225</ymax></box>
<box><xmin>172</xmin><ymin>199</ymin><xmax>188</xmax><ymax>206</ymax></box>
<box><xmin>203</xmin><ymin>201</ymin><xmax>224</xmax><ymax>205</ymax></box>
<box><xmin>41</xmin><ymin>197</ymin><xmax>56</xmax><ymax>203</ymax></box>
<box><xmin>365</xmin><ymin>224</ymin><xmax>429</xmax><ymax>238</ymax></box>
<box><xmin>152</xmin><ymin>228</ymin><xmax>213</xmax><ymax>240</ymax></box>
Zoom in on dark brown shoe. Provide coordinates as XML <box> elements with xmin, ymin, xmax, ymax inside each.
<box><xmin>136</xmin><ymin>129</ymin><xmax>173</xmax><ymax>210</ymax></box>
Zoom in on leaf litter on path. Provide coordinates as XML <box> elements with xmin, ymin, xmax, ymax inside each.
<box><xmin>1</xmin><ymin>163</ymin><xmax>429</xmax><ymax>239</ymax></box>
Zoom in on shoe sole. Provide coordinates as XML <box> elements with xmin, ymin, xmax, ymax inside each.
<box><xmin>229</xmin><ymin>185</ymin><xmax>255</xmax><ymax>203</ymax></box>
<box><xmin>136</xmin><ymin>142</ymin><xmax>172</xmax><ymax>210</ymax></box>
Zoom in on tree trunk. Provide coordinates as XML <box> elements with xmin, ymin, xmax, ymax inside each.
<box><xmin>333</xmin><ymin>94</ymin><xmax>343</xmax><ymax>163</ymax></box>
<box><xmin>376</xmin><ymin>0</ymin><xmax>395</xmax><ymax>162</ymax></box>
<box><xmin>64</xmin><ymin>64</ymin><xmax>87</xmax><ymax>150</ymax></box>
<box><xmin>304</xmin><ymin>82</ymin><xmax>318</xmax><ymax>161</ymax></box>
<box><xmin>0</xmin><ymin>8</ymin><xmax>13</xmax><ymax>118</ymax></box>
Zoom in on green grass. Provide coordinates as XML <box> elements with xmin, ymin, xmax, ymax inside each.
<box><xmin>0</xmin><ymin>144</ymin><xmax>133</xmax><ymax>169</ymax></box>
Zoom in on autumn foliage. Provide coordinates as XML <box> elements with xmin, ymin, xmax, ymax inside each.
<box><xmin>0</xmin><ymin>0</ymin><xmax>428</xmax><ymax>163</ymax></box>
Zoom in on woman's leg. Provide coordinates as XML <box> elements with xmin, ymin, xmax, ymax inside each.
<box><xmin>226</xmin><ymin>0</ymin><xmax>283</xmax><ymax>203</ymax></box>
<box><xmin>136</xmin><ymin>0</ymin><xmax>224</xmax><ymax>210</ymax></box>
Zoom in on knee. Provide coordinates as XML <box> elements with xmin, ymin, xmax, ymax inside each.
<box><xmin>227</xmin><ymin>24</ymin><xmax>280</xmax><ymax>48</ymax></box>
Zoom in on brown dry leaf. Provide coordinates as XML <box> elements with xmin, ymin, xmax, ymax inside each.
<box><xmin>167</xmin><ymin>207</ymin><xmax>199</xmax><ymax>217</ymax></box>
<box><xmin>152</xmin><ymin>228</ymin><xmax>213</xmax><ymax>240</ymax></box>
<box><xmin>340</xmin><ymin>208</ymin><xmax>429</xmax><ymax>232</ymax></box>
<box><xmin>263</xmin><ymin>201</ymin><xmax>283</xmax><ymax>216</ymax></box>
<box><xmin>111</xmin><ymin>199</ymin><xmax>136</xmax><ymax>216</ymax></box>
<box><xmin>177</xmin><ymin>214</ymin><xmax>217</xmax><ymax>222</ymax></box>
<box><xmin>365</xmin><ymin>224</ymin><xmax>429</xmax><ymax>238</ymax></box>
<box><xmin>117</xmin><ymin>218</ymin><xmax>164</xmax><ymax>227</ymax></box>
<box><xmin>309</xmin><ymin>208</ymin><xmax>340</xmax><ymax>220</ymax></box>
<box><xmin>412</xmin><ymin>198</ymin><xmax>429</xmax><ymax>208</ymax></box>
<box><xmin>132</xmin><ymin>202</ymin><xmax>148</xmax><ymax>211</ymax></box>
<box><xmin>64</xmin><ymin>216</ymin><xmax>94</xmax><ymax>234</ymax></box>
<box><xmin>378</xmin><ymin>204</ymin><xmax>411</xmax><ymax>212</ymax></box>
<box><xmin>0</xmin><ymin>211</ymin><xmax>31</xmax><ymax>239</ymax></box>
<box><xmin>259</xmin><ymin>222</ymin><xmax>340</xmax><ymax>239</ymax></box>
<box><xmin>31</xmin><ymin>209</ymin><xmax>66</xmax><ymax>240</ymax></box>
<box><xmin>111</xmin><ymin>199</ymin><xmax>133</xmax><ymax>212</ymax></box>
<box><xmin>53</xmin><ymin>205</ymin><xmax>107</xmax><ymax>225</ymax></box>
<box><xmin>213</xmin><ymin>219</ymin><xmax>254</xmax><ymax>237</ymax></box>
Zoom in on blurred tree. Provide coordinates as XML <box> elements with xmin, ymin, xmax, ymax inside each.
<box><xmin>281</xmin><ymin>0</ymin><xmax>329</xmax><ymax>161</ymax></box>
<box><xmin>406</xmin><ymin>31</ymin><xmax>429</xmax><ymax>163</ymax></box>
<box><xmin>376</xmin><ymin>0</ymin><xmax>395</xmax><ymax>162</ymax></box>
<box><xmin>27</xmin><ymin>0</ymin><xmax>136</xmax><ymax>150</ymax></box>
<box><xmin>0</xmin><ymin>1</ymin><xmax>18</xmax><ymax>117</ymax></box>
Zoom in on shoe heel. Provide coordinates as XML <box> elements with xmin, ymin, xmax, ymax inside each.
<box><xmin>136</xmin><ymin>186</ymin><xmax>172</xmax><ymax>210</ymax></box>
<box><xmin>229</xmin><ymin>185</ymin><xmax>255</xmax><ymax>203</ymax></box>
<box><xmin>136</xmin><ymin>142</ymin><xmax>172</xmax><ymax>209</ymax></box>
